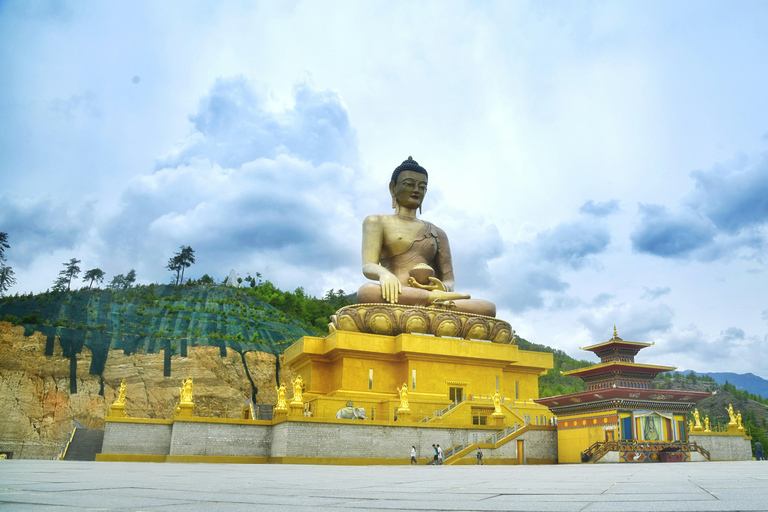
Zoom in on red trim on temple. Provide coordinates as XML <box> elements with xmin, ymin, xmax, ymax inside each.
<box><xmin>535</xmin><ymin>388</ymin><xmax>711</xmax><ymax>408</ymax></box>
<box><xmin>564</xmin><ymin>362</ymin><xmax>675</xmax><ymax>378</ymax></box>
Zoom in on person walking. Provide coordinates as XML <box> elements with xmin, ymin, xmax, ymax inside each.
<box><xmin>756</xmin><ymin>440</ymin><xmax>763</xmax><ymax>461</ymax></box>
<box><xmin>476</xmin><ymin>448</ymin><xmax>483</xmax><ymax>465</ymax></box>
<box><xmin>431</xmin><ymin>444</ymin><xmax>438</xmax><ymax>465</ymax></box>
<box><xmin>437</xmin><ymin>444</ymin><xmax>443</xmax><ymax>465</ymax></box>
<box><xmin>410</xmin><ymin>446</ymin><xmax>418</xmax><ymax>465</ymax></box>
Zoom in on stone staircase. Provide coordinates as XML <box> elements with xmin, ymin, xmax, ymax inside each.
<box><xmin>60</xmin><ymin>424</ymin><xmax>104</xmax><ymax>461</ymax></box>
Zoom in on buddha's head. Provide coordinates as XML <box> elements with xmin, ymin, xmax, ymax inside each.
<box><xmin>390</xmin><ymin>156</ymin><xmax>428</xmax><ymax>211</ymax></box>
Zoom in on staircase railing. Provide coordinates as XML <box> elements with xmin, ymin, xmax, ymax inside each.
<box><xmin>58</xmin><ymin>420</ymin><xmax>84</xmax><ymax>461</ymax></box>
<box><xmin>582</xmin><ymin>440</ymin><xmax>711</xmax><ymax>463</ymax></box>
<box><xmin>443</xmin><ymin>425</ymin><xmax>520</xmax><ymax>459</ymax></box>
<box><xmin>420</xmin><ymin>399</ymin><xmax>464</xmax><ymax>423</ymax></box>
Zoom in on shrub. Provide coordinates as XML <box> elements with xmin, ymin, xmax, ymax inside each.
<box><xmin>20</xmin><ymin>313</ymin><xmax>45</xmax><ymax>324</ymax></box>
<box><xmin>2</xmin><ymin>314</ymin><xmax>20</xmax><ymax>325</ymax></box>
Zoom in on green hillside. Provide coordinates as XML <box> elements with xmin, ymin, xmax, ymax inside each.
<box><xmin>653</xmin><ymin>371</ymin><xmax>768</xmax><ymax>457</ymax></box>
<box><xmin>0</xmin><ymin>282</ymin><xmax>352</xmax><ymax>400</ymax></box>
<box><xmin>515</xmin><ymin>336</ymin><xmax>593</xmax><ymax>397</ymax></box>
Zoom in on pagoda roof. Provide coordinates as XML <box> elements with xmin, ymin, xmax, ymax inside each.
<box><xmin>563</xmin><ymin>361</ymin><xmax>676</xmax><ymax>378</ymax></box>
<box><xmin>535</xmin><ymin>388</ymin><xmax>712</xmax><ymax>410</ymax></box>
<box><xmin>580</xmin><ymin>326</ymin><xmax>653</xmax><ymax>354</ymax></box>
<box><xmin>581</xmin><ymin>339</ymin><xmax>653</xmax><ymax>353</ymax></box>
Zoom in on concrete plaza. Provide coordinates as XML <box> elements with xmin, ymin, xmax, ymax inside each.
<box><xmin>0</xmin><ymin>460</ymin><xmax>766</xmax><ymax>511</ymax></box>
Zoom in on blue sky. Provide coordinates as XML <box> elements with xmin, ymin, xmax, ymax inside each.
<box><xmin>2</xmin><ymin>1</ymin><xmax>768</xmax><ymax>377</ymax></box>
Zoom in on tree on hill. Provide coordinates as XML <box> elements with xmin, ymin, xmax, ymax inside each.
<box><xmin>107</xmin><ymin>269</ymin><xmax>137</xmax><ymax>290</ymax></box>
<box><xmin>0</xmin><ymin>232</ymin><xmax>15</xmax><ymax>296</ymax></box>
<box><xmin>0</xmin><ymin>232</ymin><xmax>9</xmax><ymax>260</ymax></box>
<box><xmin>0</xmin><ymin>264</ymin><xmax>15</xmax><ymax>296</ymax></box>
<box><xmin>82</xmin><ymin>268</ymin><xmax>106</xmax><ymax>289</ymax></box>
<box><xmin>167</xmin><ymin>246</ymin><xmax>195</xmax><ymax>285</ymax></box>
<box><xmin>124</xmin><ymin>268</ymin><xmax>137</xmax><ymax>288</ymax></box>
<box><xmin>53</xmin><ymin>258</ymin><xmax>81</xmax><ymax>291</ymax></box>
<box><xmin>108</xmin><ymin>274</ymin><xmax>125</xmax><ymax>289</ymax></box>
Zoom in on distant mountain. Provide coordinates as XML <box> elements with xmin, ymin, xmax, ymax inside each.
<box><xmin>683</xmin><ymin>370</ymin><xmax>768</xmax><ymax>399</ymax></box>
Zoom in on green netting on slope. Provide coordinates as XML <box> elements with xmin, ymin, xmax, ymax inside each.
<box><xmin>0</xmin><ymin>284</ymin><xmax>318</xmax><ymax>381</ymax></box>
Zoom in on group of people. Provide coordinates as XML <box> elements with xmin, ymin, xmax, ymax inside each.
<box><xmin>409</xmin><ymin>444</ymin><xmax>484</xmax><ymax>465</ymax></box>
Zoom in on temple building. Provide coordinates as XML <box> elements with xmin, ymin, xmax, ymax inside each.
<box><xmin>285</xmin><ymin>328</ymin><xmax>554</xmax><ymax>428</ymax></box>
<box><xmin>535</xmin><ymin>327</ymin><xmax>711</xmax><ymax>463</ymax></box>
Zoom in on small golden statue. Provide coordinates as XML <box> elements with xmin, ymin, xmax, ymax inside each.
<box><xmin>397</xmin><ymin>383</ymin><xmax>410</xmax><ymax>411</ymax></box>
<box><xmin>692</xmin><ymin>408</ymin><xmax>703</xmax><ymax>431</ymax></box>
<box><xmin>493</xmin><ymin>390</ymin><xmax>502</xmax><ymax>415</ymax></box>
<box><xmin>107</xmin><ymin>378</ymin><xmax>128</xmax><ymax>418</ymax></box>
<box><xmin>704</xmin><ymin>416</ymin><xmax>711</xmax><ymax>432</ymax></box>
<box><xmin>179</xmin><ymin>377</ymin><xmax>194</xmax><ymax>404</ymax></box>
<box><xmin>290</xmin><ymin>375</ymin><xmax>304</xmax><ymax>405</ymax></box>
<box><xmin>114</xmin><ymin>378</ymin><xmax>127</xmax><ymax>406</ymax></box>
<box><xmin>737</xmin><ymin>412</ymin><xmax>744</xmax><ymax>431</ymax></box>
<box><xmin>726</xmin><ymin>403</ymin><xmax>737</xmax><ymax>425</ymax></box>
<box><xmin>688</xmin><ymin>419</ymin><xmax>693</xmax><ymax>432</ymax></box>
<box><xmin>274</xmin><ymin>383</ymin><xmax>287</xmax><ymax>411</ymax></box>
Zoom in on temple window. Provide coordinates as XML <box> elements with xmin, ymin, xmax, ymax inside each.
<box><xmin>412</xmin><ymin>369</ymin><xmax>416</xmax><ymax>390</ymax></box>
<box><xmin>368</xmin><ymin>369</ymin><xmax>373</xmax><ymax>390</ymax></box>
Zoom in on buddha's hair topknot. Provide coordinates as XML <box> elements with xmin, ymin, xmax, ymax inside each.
<box><xmin>391</xmin><ymin>156</ymin><xmax>428</xmax><ymax>183</ymax></box>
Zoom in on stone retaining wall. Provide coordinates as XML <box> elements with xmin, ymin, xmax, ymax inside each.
<box><xmin>101</xmin><ymin>421</ymin><xmax>172</xmax><ymax>456</ymax></box>
<box><xmin>689</xmin><ymin>433</ymin><xmax>752</xmax><ymax>461</ymax></box>
<box><xmin>101</xmin><ymin>417</ymin><xmax>545</xmax><ymax>462</ymax></box>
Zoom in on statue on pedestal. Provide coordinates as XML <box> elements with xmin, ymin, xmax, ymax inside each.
<box><xmin>179</xmin><ymin>377</ymin><xmax>194</xmax><ymax>404</ymax></box>
<box><xmin>726</xmin><ymin>403</ymin><xmax>737</xmax><ymax>425</ymax></box>
<box><xmin>692</xmin><ymin>408</ymin><xmax>703</xmax><ymax>431</ymax></box>
<box><xmin>107</xmin><ymin>378</ymin><xmax>128</xmax><ymax>418</ymax></box>
<box><xmin>290</xmin><ymin>375</ymin><xmax>304</xmax><ymax>405</ymax></box>
<box><xmin>114</xmin><ymin>378</ymin><xmax>127</xmax><ymax>406</ymax></box>
<box><xmin>704</xmin><ymin>416</ymin><xmax>710</xmax><ymax>432</ymax></box>
<box><xmin>331</xmin><ymin>157</ymin><xmax>513</xmax><ymax>342</ymax></box>
<box><xmin>492</xmin><ymin>390</ymin><xmax>504</xmax><ymax>418</ymax></box>
<box><xmin>397</xmin><ymin>383</ymin><xmax>410</xmax><ymax>411</ymax></box>
<box><xmin>737</xmin><ymin>412</ymin><xmax>743</xmax><ymax>431</ymax></box>
<box><xmin>274</xmin><ymin>383</ymin><xmax>287</xmax><ymax>412</ymax></box>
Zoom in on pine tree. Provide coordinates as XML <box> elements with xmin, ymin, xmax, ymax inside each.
<box><xmin>82</xmin><ymin>268</ymin><xmax>106</xmax><ymax>289</ymax></box>
<box><xmin>54</xmin><ymin>258</ymin><xmax>81</xmax><ymax>291</ymax></box>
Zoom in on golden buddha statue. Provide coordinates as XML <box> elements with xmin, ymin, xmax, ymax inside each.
<box><xmin>356</xmin><ymin>157</ymin><xmax>496</xmax><ymax>317</ymax></box>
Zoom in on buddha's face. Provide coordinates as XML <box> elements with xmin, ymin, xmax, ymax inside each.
<box><xmin>390</xmin><ymin>170</ymin><xmax>428</xmax><ymax>209</ymax></box>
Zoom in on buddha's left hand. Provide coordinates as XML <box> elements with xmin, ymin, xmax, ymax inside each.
<box><xmin>408</xmin><ymin>276</ymin><xmax>447</xmax><ymax>291</ymax></box>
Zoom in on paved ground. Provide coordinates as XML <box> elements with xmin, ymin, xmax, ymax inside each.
<box><xmin>0</xmin><ymin>460</ymin><xmax>767</xmax><ymax>511</ymax></box>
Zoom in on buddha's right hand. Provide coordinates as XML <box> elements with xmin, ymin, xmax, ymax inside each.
<box><xmin>379</xmin><ymin>273</ymin><xmax>402</xmax><ymax>304</ymax></box>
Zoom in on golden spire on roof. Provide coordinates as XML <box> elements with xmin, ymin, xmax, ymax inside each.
<box><xmin>613</xmin><ymin>325</ymin><xmax>618</xmax><ymax>338</ymax></box>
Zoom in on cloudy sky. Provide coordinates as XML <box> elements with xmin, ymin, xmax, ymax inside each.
<box><xmin>2</xmin><ymin>1</ymin><xmax>768</xmax><ymax>378</ymax></box>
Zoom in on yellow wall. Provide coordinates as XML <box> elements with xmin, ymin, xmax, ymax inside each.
<box><xmin>555</xmin><ymin>410</ymin><xmax>619</xmax><ymax>463</ymax></box>
<box><xmin>284</xmin><ymin>331</ymin><xmax>554</xmax><ymax>426</ymax></box>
